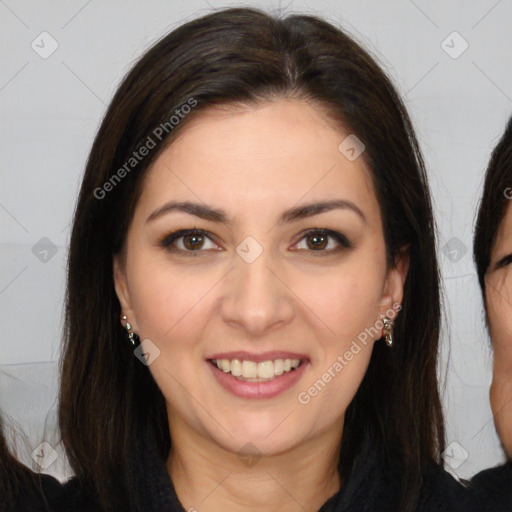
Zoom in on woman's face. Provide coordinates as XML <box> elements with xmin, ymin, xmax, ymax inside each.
<box><xmin>114</xmin><ymin>99</ymin><xmax>406</xmax><ymax>457</ymax></box>
<box><xmin>486</xmin><ymin>200</ymin><xmax>512</xmax><ymax>458</ymax></box>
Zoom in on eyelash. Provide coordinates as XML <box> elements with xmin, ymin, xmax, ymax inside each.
<box><xmin>496</xmin><ymin>254</ymin><xmax>512</xmax><ymax>269</ymax></box>
<box><xmin>159</xmin><ymin>228</ymin><xmax>353</xmax><ymax>257</ymax></box>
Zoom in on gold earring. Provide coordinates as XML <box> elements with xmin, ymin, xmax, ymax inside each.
<box><xmin>382</xmin><ymin>317</ymin><xmax>393</xmax><ymax>348</ymax></box>
<box><xmin>121</xmin><ymin>314</ymin><xmax>140</xmax><ymax>347</ymax></box>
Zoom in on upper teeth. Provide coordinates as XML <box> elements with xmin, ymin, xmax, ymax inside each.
<box><xmin>212</xmin><ymin>358</ymin><xmax>301</xmax><ymax>379</ymax></box>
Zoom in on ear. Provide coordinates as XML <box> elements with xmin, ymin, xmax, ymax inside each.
<box><xmin>113</xmin><ymin>253</ymin><xmax>139</xmax><ymax>332</ymax></box>
<box><xmin>379</xmin><ymin>245</ymin><xmax>410</xmax><ymax>316</ymax></box>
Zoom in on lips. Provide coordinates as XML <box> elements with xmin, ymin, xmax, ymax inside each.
<box><xmin>207</xmin><ymin>357</ymin><xmax>309</xmax><ymax>399</ymax></box>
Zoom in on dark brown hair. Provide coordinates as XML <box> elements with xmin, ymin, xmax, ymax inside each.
<box><xmin>0</xmin><ymin>415</ymin><xmax>19</xmax><ymax>510</ymax></box>
<box><xmin>59</xmin><ymin>7</ymin><xmax>444</xmax><ymax>511</ymax></box>
<box><xmin>0</xmin><ymin>414</ymin><xmax>51</xmax><ymax>511</ymax></box>
<box><xmin>474</xmin><ymin>115</ymin><xmax>512</xmax><ymax>310</ymax></box>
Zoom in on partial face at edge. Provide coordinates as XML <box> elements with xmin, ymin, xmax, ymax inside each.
<box><xmin>113</xmin><ymin>99</ymin><xmax>407</xmax><ymax>457</ymax></box>
<box><xmin>486</xmin><ymin>200</ymin><xmax>512</xmax><ymax>458</ymax></box>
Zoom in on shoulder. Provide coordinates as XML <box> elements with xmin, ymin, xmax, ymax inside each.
<box><xmin>56</xmin><ymin>475</ymin><xmax>101</xmax><ymax>511</ymax></box>
<box><xmin>1</xmin><ymin>463</ymin><xmax>65</xmax><ymax>512</ymax></box>
<box><xmin>468</xmin><ymin>462</ymin><xmax>512</xmax><ymax>511</ymax></box>
<box><xmin>415</xmin><ymin>462</ymin><xmax>482</xmax><ymax>512</ymax></box>
<box><xmin>56</xmin><ymin>474</ymin><xmax>133</xmax><ymax>511</ymax></box>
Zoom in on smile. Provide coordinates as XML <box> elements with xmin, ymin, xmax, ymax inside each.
<box><xmin>207</xmin><ymin>357</ymin><xmax>309</xmax><ymax>399</ymax></box>
<box><xmin>210</xmin><ymin>358</ymin><xmax>302</xmax><ymax>381</ymax></box>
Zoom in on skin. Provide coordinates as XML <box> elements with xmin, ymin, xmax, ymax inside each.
<box><xmin>114</xmin><ymin>99</ymin><xmax>408</xmax><ymax>512</ymax></box>
<box><xmin>486</xmin><ymin>200</ymin><xmax>512</xmax><ymax>458</ymax></box>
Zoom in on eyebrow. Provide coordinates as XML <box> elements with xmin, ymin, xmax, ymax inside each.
<box><xmin>146</xmin><ymin>199</ymin><xmax>367</xmax><ymax>225</ymax></box>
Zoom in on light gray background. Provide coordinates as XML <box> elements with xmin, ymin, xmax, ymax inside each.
<box><xmin>1</xmin><ymin>0</ymin><xmax>511</xmax><ymax>482</ymax></box>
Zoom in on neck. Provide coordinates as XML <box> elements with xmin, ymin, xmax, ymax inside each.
<box><xmin>166</xmin><ymin>419</ymin><xmax>343</xmax><ymax>512</ymax></box>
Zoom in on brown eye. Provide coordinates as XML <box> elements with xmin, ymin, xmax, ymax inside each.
<box><xmin>294</xmin><ymin>229</ymin><xmax>353</xmax><ymax>254</ymax></box>
<box><xmin>160</xmin><ymin>227</ymin><xmax>352</xmax><ymax>257</ymax></box>
<box><xmin>182</xmin><ymin>232</ymin><xmax>205</xmax><ymax>250</ymax></box>
<box><xmin>160</xmin><ymin>229</ymin><xmax>220</xmax><ymax>256</ymax></box>
<box><xmin>306</xmin><ymin>233</ymin><xmax>328</xmax><ymax>250</ymax></box>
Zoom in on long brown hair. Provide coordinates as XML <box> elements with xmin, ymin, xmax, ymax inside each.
<box><xmin>59</xmin><ymin>7</ymin><xmax>444</xmax><ymax>511</ymax></box>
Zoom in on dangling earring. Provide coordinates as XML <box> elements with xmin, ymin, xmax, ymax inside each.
<box><xmin>382</xmin><ymin>317</ymin><xmax>393</xmax><ymax>348</ymax></box>
<box><xmin>121</xmin><ymin>314</ymin><xmax>140</xmax><ymax>347</ymax></box>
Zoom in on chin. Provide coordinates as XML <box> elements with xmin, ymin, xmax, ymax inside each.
<box><xmin>214</xmin><ymin>421</ymin><xmax>302</xmax><ymax>456</ymax></box>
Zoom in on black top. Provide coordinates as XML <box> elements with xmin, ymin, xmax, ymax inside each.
<box><xmin>0</xmin><ymin>460</ymin><xmax>63</xmax><ymax>512</ymax></box>
<box><xmin>3</xmin><ymin>422</ymin><xmax>507</xmax><ymax>511</ymax></box>
<box><xmin>467</xmin><ymin>461</ymin><xmax>512</xmax><ymax>511</ymax></box>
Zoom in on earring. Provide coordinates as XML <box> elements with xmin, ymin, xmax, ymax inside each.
<box><xmin>382</xmin><ymin>317</ymin><xmax>393</xmax><ymax>348</ymax></box>
<box><xmin>121</xmin><ymin>314</ymin><xmax>140</xmax><ymax>347</ymax></box>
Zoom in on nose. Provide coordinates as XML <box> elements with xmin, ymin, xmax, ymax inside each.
<box><xmin>220</xmin><ymin>246</ymin><xmax>295</xmax><ymax>336</ymax></box>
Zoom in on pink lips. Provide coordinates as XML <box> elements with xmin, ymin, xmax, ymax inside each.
<box><xmin>207</xmin><ymin>357</ymin><xmax>310</xmax><ymax>399</ymax></box>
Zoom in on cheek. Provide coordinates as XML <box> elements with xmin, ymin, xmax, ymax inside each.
<box><xmin>487</xmin><ymin>289</ymin><xmax>512</xmax><ymax>362</ymax></box>
<box><xmin>293</xmin><ymin>254</ymin><xmax>384</xmax><ymax>400</ymax></box>
<box><xmin>299</xmin><ymin>255</ymin><xmax>386</xmax><ymax>342</ymax></box>
<box><xmin>490</xmin><ymin>379</ymin><xmax>512</xmax><ymax>458</ymax></box>
<box><xmin>487</xmin><ymin>282</ymin><xmax>512</xmax><ymax>457</ymax></box>
<box><xmin>126</xmin><ymin>250</ymin><xmax>216</xmax><ymax>343</ymax></box>
<box><xmin>127</xmin><ymin>242</ymin><xmax>386</xmax><ymax>349</ymax></box>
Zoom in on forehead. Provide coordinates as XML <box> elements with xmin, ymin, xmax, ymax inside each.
<box><xmin>136</xmin><ymin>99</ymin><xmax>381</xmax><ymax>227</ymax></box>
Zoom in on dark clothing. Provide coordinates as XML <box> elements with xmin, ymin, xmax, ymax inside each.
<box><xmin>468</xmin><ymin>461</ymin><xmax>512</xmax><ymax>511</ymax></box>
<box><xmin>0</xmin><ymin>462</ymin><xmax>63</xmax><ymax>512</ymax></box>
<box><xmin>2</xmin><ymin>422</ymin><xmax>500</xmax><ymax>511</ymax></box>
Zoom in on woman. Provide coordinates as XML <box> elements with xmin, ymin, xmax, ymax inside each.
<box><xmin>54</xmin><ymin>7</ymin><xmax>478</xmax><ymax>512</ymax></box>
<box><xmin>471</xmin><ymin>115</ymin><xmax>512</xmax><ymax>511</ymax></box>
